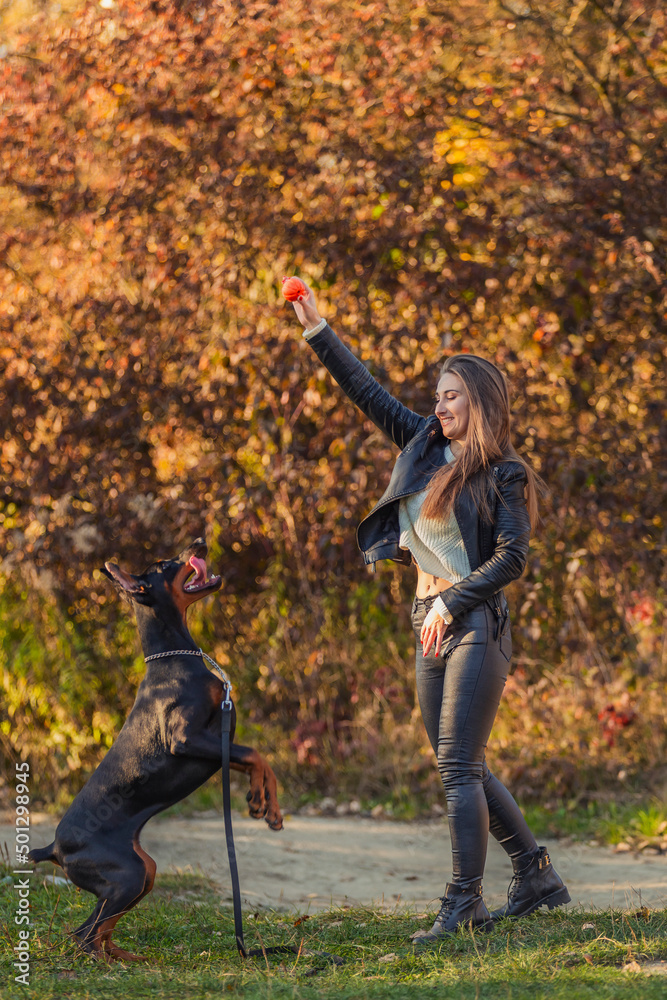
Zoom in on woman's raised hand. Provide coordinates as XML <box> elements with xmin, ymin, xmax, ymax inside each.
<box><xmin>287</xmin><ymin>281</ymin><xmax>323</xmax><ymax>331</ymax></box>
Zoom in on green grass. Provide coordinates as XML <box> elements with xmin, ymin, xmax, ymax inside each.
<box><xmin>629</xmin><ymin>806</ymin><xmax>667</xmax><ymax>839</ymax></box>
<box><xmin>520</xmin><ymin>798</ymin><xmax>667</xmax><ymax>846</ymax></box>
<box><xmin>2</xmin><ymin>870</ymin><xmax>666</xmax><ymax>999</ymax></box>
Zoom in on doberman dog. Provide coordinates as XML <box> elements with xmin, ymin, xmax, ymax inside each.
<box><xmin>29</xmin><ymin>538</ymin><xmax>283</xmax><ymax>962</ymax></box>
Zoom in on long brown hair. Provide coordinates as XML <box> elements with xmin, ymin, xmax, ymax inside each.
<box><xmin>421</xmin><ymin>354</ymin><xmax>544</xmax><ymax>530</ymax></box>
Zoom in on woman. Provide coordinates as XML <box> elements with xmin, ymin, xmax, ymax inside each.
<box><xmin>288</xmin><ymin>284</ymin><xmax>570</xmax><ymax>942</ymax></box>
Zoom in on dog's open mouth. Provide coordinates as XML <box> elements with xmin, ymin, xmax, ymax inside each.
<box><xmin>183</xmin><ymin>556</ymin><xmax>220</xmax><ymax>593</ymax></box>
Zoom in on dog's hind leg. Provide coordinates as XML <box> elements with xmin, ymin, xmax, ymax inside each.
<box><xmin>69</xmin><ymin>847</ymin><xmax>155</xmax><ymax>963</ymax></box>
<box><xmin>230</xmin><ymin>743</ymin><xmax>283</xmax><ymax>830</ymax></box>
<box><xmin>99</xmin><ymin>841</ymin><xmax>158</xmax><ymax>962</ymax></box>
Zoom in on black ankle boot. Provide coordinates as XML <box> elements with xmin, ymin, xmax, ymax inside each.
<box><xmin>411</xmin><ymin>882</ymin><xmax>494</xmax><ymax>944</ymax></box>
<box><xmin>490</xmin><ymin>846</ymin><xmax>571</xmax><ymax>920</ymax></box>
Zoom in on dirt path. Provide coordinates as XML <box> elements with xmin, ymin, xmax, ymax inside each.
<box><xmin>4</xmin><ymin>811</ymin><xmax>666</xmax><ymax>912</ymax></box>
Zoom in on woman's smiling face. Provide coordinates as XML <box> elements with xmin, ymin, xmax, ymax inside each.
<box><xmin>435</xmin><ymin>372</ymin><xmax>470</xmax><ymax>444</ymax></box>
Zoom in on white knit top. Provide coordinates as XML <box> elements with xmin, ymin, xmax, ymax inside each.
<box><xmin>398</xmin><ymin>444</ymin><xmax>470</xmax><ymax>582</ymax></box>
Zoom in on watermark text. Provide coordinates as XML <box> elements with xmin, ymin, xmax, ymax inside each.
<box><xmin>13</xmin><ymin>762</ymin><xmax>31</xmax><ymax>986</ymax></box>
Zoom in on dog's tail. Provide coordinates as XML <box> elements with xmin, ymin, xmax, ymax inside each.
<box><xmin>28</xmin><ymin>842</ymin><xmax>57</xmax><ymax>865</ymax></box>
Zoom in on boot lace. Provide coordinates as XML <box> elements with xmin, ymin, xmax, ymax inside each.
<box><xmin>506</xmin><ymin>870</ymin><xmax>526</xmax><ymax>905</ymax></box>
<box><xmin>507</xmin><ymin>850</ymin><xmax>545</xmax><ymax>905</ymax></box>
<box><xmin>435</xmin><ymin>894</ymin><xmax>457</xmax><ymax>922</ymax></box>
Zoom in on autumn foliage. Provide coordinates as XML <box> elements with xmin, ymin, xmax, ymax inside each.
<box><xmin>0</xmin><ymin>0</ymin><xmax>665</xmax><ymax>807</ymax></box>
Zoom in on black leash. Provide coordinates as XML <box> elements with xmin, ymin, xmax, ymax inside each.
<box><xmin>218</xmin><ymin>679</ymin><xmax>343</xmax><ymax>967</ymax></box>
<box><xmin>151</xmin><ymin>650</ymin><xmax>342</xmax><ymax>967</ymax></box>
<box><xmin>219</xmin><ymin>689</ymin><xmax>248</xmax><ymax>958</ymax></box>
<box><xmin>220</xmin><ymin>693</ymin><xmax>326</xmax><ymax>963</ymax></box>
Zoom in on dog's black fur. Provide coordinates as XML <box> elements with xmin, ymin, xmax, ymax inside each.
<box><xmin>29</xmin><ymin>538</ymin><xmax>282</xmax><ymax>962</ymax></box>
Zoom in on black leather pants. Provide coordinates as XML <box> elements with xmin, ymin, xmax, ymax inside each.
<box><xmin>412</xmin><ymin>592</ymin><xmax>538</xmax><ymax>888</ymax></box>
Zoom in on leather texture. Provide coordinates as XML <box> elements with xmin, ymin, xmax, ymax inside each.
<box><xmin>305</xmin><ymin>324</ymin><xmax>531</xmax><ymax>618</ymax></box>
<box><xmin>490</xmin><ymin>846</ymin><xmax>571</xmax><ymax>920</ymax></box>
<box><xmin>412</xmin><ymin>594</ymin><xmax>538</xmax><ymax>886</ymax></box>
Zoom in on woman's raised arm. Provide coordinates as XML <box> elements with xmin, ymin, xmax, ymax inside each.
<box><xmin>289</xmin><ymin>282</ymin><xmax>424</xmax><ymax>451</ymax></box>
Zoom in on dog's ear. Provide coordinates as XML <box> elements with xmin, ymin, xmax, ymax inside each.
<box><xmin>101</xmin><ymin>562</ymin><xmax>153</xmax><ymax>604</ymax></box>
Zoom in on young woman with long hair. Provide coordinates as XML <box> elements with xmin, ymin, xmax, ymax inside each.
<box><xmin>287</xmin><ymin>284</ymin><xmax>570</xmax><ymax>942</ymax></box>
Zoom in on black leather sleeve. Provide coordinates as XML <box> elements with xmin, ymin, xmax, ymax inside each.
<box><xmin>442</xmin><ymin>465</ymin><xmax>531</xmax><ymax>619</ymax></box>
<box><xmin>304</xmin><ymin>324</ymin><xmax>425</xmax><ymax>450</ymax></box>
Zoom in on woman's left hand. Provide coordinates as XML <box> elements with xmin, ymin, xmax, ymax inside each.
<box><xmin>420</xmin><ymin>606</ymin><xmax>449</xmax><ymax>657</ymax></box>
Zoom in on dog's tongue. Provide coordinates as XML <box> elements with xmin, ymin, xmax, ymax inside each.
<box><xmin>188</xmin><ymin>556</ymin><xmax>207</xmax><ymax>587</ymax></box>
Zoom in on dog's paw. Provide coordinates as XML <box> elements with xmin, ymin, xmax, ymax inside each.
<box><xmin>246</xmin><ymin>787</ymin><xmax>266</xmax><ymax>820</ymax></box>
<box><xmin>265</xmin><ymin>802</ymin><xmax>283</xmax><ymax>831</ymax></box>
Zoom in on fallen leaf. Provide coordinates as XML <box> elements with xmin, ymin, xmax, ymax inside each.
<box><xmin>622</xmin><ymin>961</ymin><xmax>641</xmax><ymax>973</ymax></box>
<box><xmin>379</xmin><ymin>952</ymin><xmax>398</xmax><ymax>963</ymax></box>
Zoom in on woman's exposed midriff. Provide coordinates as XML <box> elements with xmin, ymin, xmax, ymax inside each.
<box><xmin>414</xmin><ymin>561</ymin><xmax>456</xmax><ymax>600</ymax></box>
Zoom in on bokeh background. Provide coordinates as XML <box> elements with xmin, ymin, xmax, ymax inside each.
<box><xmin>1</xmin><ymin>1</ymin><xmax>665</xmax><ymax>834</ymax></box>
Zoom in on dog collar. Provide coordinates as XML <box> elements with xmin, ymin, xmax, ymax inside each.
<box><xmin>144</xmin><ymin>648</ymin><xmax>232</xmax><ymax>691</ymax></box>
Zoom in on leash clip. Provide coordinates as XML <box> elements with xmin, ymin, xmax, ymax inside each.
<box><xmin>221</xmin><ymin>685</ymin><xmax>233</xmax><ymax>711</ymax></box>
<box><xmin>199</xmin><ymin>649</ymin><xmax>234</xmax><ymax>710</ymax></box>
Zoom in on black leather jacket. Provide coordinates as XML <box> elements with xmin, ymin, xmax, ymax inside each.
<box><xmin>304</xmin><ymin>323</ymin><xmax>531</xmax><ymax>620</ymax></box>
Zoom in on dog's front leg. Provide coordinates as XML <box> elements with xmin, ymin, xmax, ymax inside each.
<box><xmin>230</xmin><ymin>744</ymin><xmax>283</xmax><ymax>831</ymax></box>
<box><xmin>170</xmin><ymin>721</ymin><xmax>282</xmax><ymax>831</ymax></box>
<box><xmin>171</xmin><ymin>733</ymin><xmax>220</xmax><ymax>758</ymax></box>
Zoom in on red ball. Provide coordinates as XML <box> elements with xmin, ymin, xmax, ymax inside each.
<box><xmin>281</xmin><ymin>276</ymin><xmax>308</xmax><ymax>302</ymax></box>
